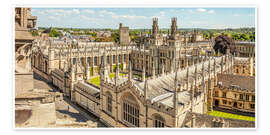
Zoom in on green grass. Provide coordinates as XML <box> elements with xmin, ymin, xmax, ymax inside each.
<box><xmin>89</xmin><ymin>73</ymin><xmax>127</xmax><ymax>86</ymax></box>
<box><xmin>207</xmin><ymin>110</ymin><xmax>255</xmax><ymax>121</ymax></box>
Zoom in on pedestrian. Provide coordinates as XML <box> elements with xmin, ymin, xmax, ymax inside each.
<box><xmin>67</xmin><ymin>105</ymin><xmax>70</xmax><ymax>112</ymax></box>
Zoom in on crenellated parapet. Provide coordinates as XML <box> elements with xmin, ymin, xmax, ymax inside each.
<box><xmin>217</xmin><ymin>84</ymin><xmax>254</xmax><ymax>93</ymax></box>
<box><xmin>148</xmin><ymin>100</ymin><xmax>175</xmax><ymax>116</ymax></box>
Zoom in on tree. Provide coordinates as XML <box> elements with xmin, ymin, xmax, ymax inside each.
<box><xmin>31</xmin><ymin>30</ymin><xmax>39</xmax><ymax>36</ymax></box>
<box><xmin>49</xmin><ymin>28</ymin><xmax>62</xmax><ymax>37</ymax></box>
<box><xmin>240</xmin><ymin>33</ymin><xmax>249</xmax><ymax>41</ymax></box>
<box><xmin>111</xmin><ymin>32</ymin><xmax>119</xmax><ymax>43</ymax></box>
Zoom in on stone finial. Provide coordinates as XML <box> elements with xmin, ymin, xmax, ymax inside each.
<box><xmin>144</xmin><ymin>79</ymin><xmax>149</xmax><ymax>101</ymax></box>
<box><xmin>152</xmin><ymin>59</ymin><xmax>156</xmax><ymax>78</ymax></box>
<box><xmin>192</xmin><ymin>55</ymin><xmax>195</xmax><ymax>66</ymax></box>
<box><xmin>174</xmin><ymin>70</ymin><xmax>179</xmax><ymax>114</ymax></box>
<box><xmin>162</xmin><ymin>63</ymin><xmax>165</xmax><ymax>75</ymax></box>
<box><xmin>142</xmin><ymin>64</ymin><xmax>146</xmax><ymax>82</ymax></box>
<box><xmin>214</xmin><ymin>58</ymin><xmax>216</xmax><ymax>74</ymax></box>
<box><xmin>128</xmin><ymin>61</ymin><xmax>132</xmax><ymax>81</ymax></box>
<box><xmin>191</xmin><ymin>113</ymin><xmax>196</xmax><ymax>128</ymax></box>
<box><xmin>208</xmin><ymin>56</ymin><xmax>211</xmax><ymax>76</ymax></box>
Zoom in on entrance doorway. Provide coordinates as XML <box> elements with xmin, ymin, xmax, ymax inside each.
<box><xmin>233</xmin><ymin>102</ymin><xmax>237</xmax><ymax>108</ymax></box>
<box><xmin>215</xmin><ymin>100</ymin><xmax>219</xmax><ymax>107</ymax></box>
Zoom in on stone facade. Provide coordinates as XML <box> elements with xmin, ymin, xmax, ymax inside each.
<box><xmin>213</xmin><ymin>74</ymin><xmax>255</xmax><ymax>113</ymax></box>
<box><xmin>235</xmin><ymin>41</ymin><xmax>255</xmax><ymax>57</ymax></box>
<box><xmin>30</xmin><ymin>17</ymin><xmax>255</xmax><ymax>128</ymax></box>
<box><xmin>119</xmin><ymin>23</ymin><xmax>130</xmax><ymax>45</ymax></box>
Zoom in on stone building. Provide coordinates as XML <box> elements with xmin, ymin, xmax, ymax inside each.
<box><xmin>235</xmin><ymin>41</ymin><xmax>255</xmax><ymax>57</ymax></box>
<box><xmin>119</xmin><ymin>23</ymin><xmax>130</xmax><ymax>45</ymax></box>
<box><xmin>233</xmin><ymin>57</ymin><xmax>255</xmax><ymax>76</ymax></box>
<box><xmin>15</xmin><ymin>7</ymin><xmax>37</xmax><ymax>51</ymax></box>
<box><xmin>131</xmin><ymin>18</ymin><xmax>214</xmax><ymax>77</ymax></box>
<box><xmin>30</xmin><ymin>17</ymin><xmax>255</xmax><ymax>128</ymax></box>
<box><xmin>212</xmin><ymin>74</ymin><xmax>255</xmax><ymax>114</ymax></box>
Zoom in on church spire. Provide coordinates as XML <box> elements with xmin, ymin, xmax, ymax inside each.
<box><xmin>174</xmin><ymin>69</ymin><xmax>179</xmax><ymax>114</ymax></box>
<box><xmin>128</xmin><ymin>60</ymin><xmax>133</xmax><ymax>81</ymax></box>
<box><xmin>152</xmin><ymin>57</ymin><xmax>156</xmax><ymax>78</ymax></box>
<box><xmin>144</xmin><ymin>79</ymin><xmax>148</xmax><ymax>101</ymax></box>
<box><xmin>142</xmin><ymin>64</ymin><xmax>146</xmax><ymax>82</ymax></box>
<box><xmin>162</xmin><ymin>63</ymin><xmax>165</xmax><ymax>75</ymax></box>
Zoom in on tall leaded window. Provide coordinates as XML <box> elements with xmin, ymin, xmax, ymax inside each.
<box><xmin>73</xmin><ymin>58</ymin><xmax>76</xmax><ymax>65</ymax></box>
<box><xmin>107</xmin><ymin>56</ymin><xmax>110</xmax><ymax>64</ymax></box>
<box><xmin>124</xmin><ymin>54</ymin><xmax>127</xmax><ymax>62</ymax></box>
<box><xmin>122</xmin><ymin>94</ymin><xmax>139</xmax><ymax>127</ymax></box>
<box><xmin>113</xmin><ymin>55</ymin><xmax>116</xmax><ymax>64</ymax></box>
<box><xmin>106</xmin><ymin>93</ymin><xmax>112</xmax><ymax>114</ymax></box>
<box><xmin>153</xmin><ymin>115</ymin><xmax>165</xmax><ymax>128</ymax></box>
<box><xmin>94</xmin><ymin>57</ymin><xmax>97</xmax><ymax>66</ymax></box>
<box><xmin>118</xmin><ymin>55</ymin><xmax>121</xmax><ymax>63</ymax></box>
<box><xmin>87</xmin><ymin>57</ymin><xmax>90</xmax><ymax>65</ymax></box>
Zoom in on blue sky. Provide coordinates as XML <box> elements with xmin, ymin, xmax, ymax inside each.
<box><xmin>31</xmin><ymin>8</ymin><xmax>255</xmax><ymax>29</ymax></box>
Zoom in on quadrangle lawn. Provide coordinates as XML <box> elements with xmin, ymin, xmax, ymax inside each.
<box><xmin>207</xmin><ymin>110</ymin><xmax>255</xmax><ymax>121</ymax></box>
<box><xmin>89</xmin><ymin>73</ymin><xmax>126</xmax><ymax>86</ymax></box>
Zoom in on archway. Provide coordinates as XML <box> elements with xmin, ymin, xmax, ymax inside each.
<box><xmin>215</xmin><ymin>99</ymin><xmax>219</xmax><ymax>107</ymax></box>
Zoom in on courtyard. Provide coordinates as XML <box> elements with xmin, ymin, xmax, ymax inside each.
<box><xmin>207</xmin><ymin>110</ymin><xmax>255</xmax><ymax>121</ymax></box>
<box><xmin>89</xmin><ymin>73</ymin><xmax>127</xmax><ymax>86</ymax></box>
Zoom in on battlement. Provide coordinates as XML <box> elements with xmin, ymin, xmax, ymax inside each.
<box><xmin>217</xmin><ymin>84</ymin><xmax>254</xmax><ymax>93</ymax></box>
<box><xmin>148</xmin><ymin>100</ymin><xmax>175</xmax><ymax>116</ymax></box>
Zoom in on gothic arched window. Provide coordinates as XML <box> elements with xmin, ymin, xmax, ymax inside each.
<box><xmin>153</xmin><ymin>114</ymin><xmax>165</xmax><ymax>128</ymax></box>
<box><xmin>122</xmin><ymin>93</ymin><xmax>139</xmax><ymax>127</ymax></box>
<box><xmin>106</xmin><ymin>92</ymin><xmax>112</xmax><ymax>114</ymax></box>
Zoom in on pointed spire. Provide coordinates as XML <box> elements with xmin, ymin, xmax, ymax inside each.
<box><xmin>190</xmin><ymin>80</ymin><xmax>195</xmax><ymax>112</ymax></box>
<box><xmin>115</xmin><ymin>65</ymin><xmax>119</xmax><ymax>86</ymax></box>
<box><xmin>174</xmin><ymin>69</ymin><xmax>179</xmax><ymax>114</ymax></box>
<box><xmin>208</xmin><ymin>56</ymin><xmax>211</xmax><ymax>76</ymax></box>
<box><xmin>152</xmin><ymin>58</ymin><xmax>156</xmax><ymax>78</ymax></box>
<box><xmin>142</xmin><ymin>64</ymin><xmax>146</xmax><ymax>82</ymax></box>
<box><xmin>162</xmin><ymin>63</ymin><xmax>165</xmax><ymax>75</ymax></box>
<box><xmin>192</xmin><ymin>56</ymin><xmax>195</xmax><ymax>66</ymax></box>
<box><xmin>103</xmin><ymin>48</ymin><xmax>107</xmax><ymax>67</ymax></box>
<box><xmin>128</xmin><ymin>60</ymin><xmax>132</xmax><ymax>81</ymax></box>
<box><xmin>214</xmin><ymin>58</ymin><xmax>216</xmax><ymax>74</ymax></box>
<box><xmin>185</xmin><ymin>55</ymin><xmax>189</xmax><ymax>68</ymax></box>
<box><xmin>195</xmin><ymin>62</ymin><xmax>198</xmax><ymax>87</ymax></box>
<box><xmin>144</xmin><ymin>79</ymin><xmax>148</xmax><ymax>101</ymax></box>
<box><xmin>202</xmin><ymin>58</ymin><xmax>205</xmax><ymax>76</ymax></box>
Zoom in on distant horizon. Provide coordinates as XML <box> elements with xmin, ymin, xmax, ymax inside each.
<box><xmin>37</xmin><ymin>26</ymin><xmax>255</xmax><ymax>30</ymax></box>
<box><xmin>32</xmin><ymin>8</ymin><xmax>256</xmax><ymax>29</ymax></box>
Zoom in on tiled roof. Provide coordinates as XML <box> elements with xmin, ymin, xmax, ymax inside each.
<box><xmin>217</xmin><ymin>74</ymin><xmax>255</xmax><ymax>91</ymax></box>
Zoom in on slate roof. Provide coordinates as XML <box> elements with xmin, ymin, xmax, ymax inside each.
<box><xmin>217</xmin><ymin>74</ymin><xmax>255</xmax><ymax>91</ymax></box>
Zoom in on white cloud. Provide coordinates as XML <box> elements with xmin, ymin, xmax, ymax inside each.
<box><xmin>83</xmin><ymin>9</ymin><xmax>95</xmax><ymax>14</ymax></box>
<box><xmin>160</xmin><ymin>11</ymin><xmax>165</xmax><ymax>16</ymax></box>
<box><xmin>100</xmin><ymin>10</ymin><xmax>115</xmax><ymax>16</ymax></box>
<box><xmin>197</xmin><ymin>8</ymin><xmax>207</xmax><ymax>12</ymax></box>
<box><xmin>72</xmin><ymin>9</ymin><xmax>80</xmax><ymax>14</ymax></box>
<box><xmin>208</xmin><ymin>10</ymin><xmax>215</xmax><ymax>14</ymax></box>
<box><xmin>190</xmin><ymin>21</ymin><xmax>207</xmax><ymax>24</ymax></box>
<box><xmin>42</xmin><ymin>9</ymin><xmax>81</xmax><ymax>16</ymax></box>
<box><xmin>99</xmin><ymin>10</ymin><xmax>146</xmax><ymax>19</ymax></box>
<box><xmin>233</xmin><ymin>14</ymin><xmax>240</xmax><ymax>17</ymax></box>
<box><xmin>188</xmin><ymin>9</ymin><xmax>194</xmax><ymax>13</ymax></box>
<box><xmin>48</xmin><ymin>16</ymin><xmax>60</xmax><ymax>21</ymax></box>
